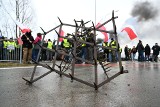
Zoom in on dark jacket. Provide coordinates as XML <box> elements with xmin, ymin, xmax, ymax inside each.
<box><xmin>145</xmin><ymin>45</ymin><xmax>150</xmax><ymax>55</ymax></box>
<box><xmin>136</xmin><ymin>42</ymin><xmax>144</xmax><ymax>52</ymax></box>
<box><xmin>131</xmin><ymin>47</ymin><xmax>137</xmax><ymax>54</ymax></box>
<box><xmin>152</xmin><ymin>45</ymin><xmax>160</xmax><ymax>55</ymax></box>
<box><xmin>124</xmin><ymin>47</ymin><xmax>129</xmax><ymax>55</ymax></box>
<box><xmin>33</xmin><ymin>36</ymin><xmax>42</xmax><ymax>49</ymax></box>
<box><xmin>21</xmin><ymin>32</ymin><xmax>34</xmax><ymax>49</ymax></box>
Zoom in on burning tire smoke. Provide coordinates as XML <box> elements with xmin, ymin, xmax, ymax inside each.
<box><xmin>131</xmin><ymin>1</ymin><xmax>158</xmax><ymax>21</ymax></box>
<box><xmin>130</xmin><ymin>1</ymin><xmax>160</xmax><ymax>46</ymax></box>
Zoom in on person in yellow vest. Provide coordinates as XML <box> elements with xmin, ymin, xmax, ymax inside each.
<box><xmin>3</xmin><ymin>38</ymin><xmax>8</xmax><ymax>60</ymax></box>
<box><xmin>109</xmin><ymin>38</ymin><xmax>117</xmax><ymax>62</ymax></box>
<box><xmin>102</xmin><ymin>41</ymin><xmax>109</xmax><ymax>61</ymax></box>
<box><xmin>76</xmin><ymin>36</ymin><xmax>86</xmax><ymax>64</ymax></box>
<box><xmin>0</xmin><ymin>36</ymin><xmax>4</xmax><ymax>60</ymax></box>
<box><xmin>61</xmin><ymin>37</ymin><xmax>72</xmax><ymax>62</ymax></box>
<box><xmin>116</xmin><ymin>43</ymin><xmax>122</xmax><ymax>61</ymax></box>
<box><xmin>7</xmin><ymin>38</ymin><xmax>17</xmax><ymax>60</ymax></box>
<box><xmin>46</xmin><ymin>39</ymin><xmax>53</xmax><ymax>61</ymax></box>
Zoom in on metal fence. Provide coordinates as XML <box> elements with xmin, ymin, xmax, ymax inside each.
<box><xmin>0</xmin><ymin>41</ymin><xmax>22</xmax><ymax>63</ymax></box>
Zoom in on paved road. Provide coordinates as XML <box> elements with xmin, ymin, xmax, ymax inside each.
<box><xmin>0</xmin><ymin>61</ymin><xmax>160</xmax><ymax>107</ymax></box>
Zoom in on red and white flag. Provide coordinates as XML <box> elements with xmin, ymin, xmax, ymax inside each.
<box><xmin>15</xmin><ymin>21</ymin><xmax>31</xmax><ymax>45</ymax></box>
<box><xmin>119</xmin><ymin>17</ymin><xmax>139</xmax><ymax>45</ymax></box>
<box><xmin>96</xmin><ymin>23</ymin><xmax>109</xmax><ymax>42</ymax></box>
<box><xmin>15</xmin><ymin>21</ymin><xmax>31</xmax><ymax>34</ymax></box>
<box><xmin>121</xmin><ymin>26</ymin><xmax>137</xmax><ymax>40</ymax></box>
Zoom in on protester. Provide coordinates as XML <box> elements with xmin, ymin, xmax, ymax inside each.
<box><xmin>61</xmin><ymin>35</ymin><xmax>72</xmax><ymax>62</ymax></box>
<box><xmin>3</xmin><ymin>37</ymin><xmax>8</xmax><ymax>60</ymax></box>
<box><xmin>46</xmin><ymin>39</ymin><xmax>53</xmax><ymax>61</ymax></box>
<box><xmin>144</xmin><ymin>44</ymin><xmax>151</xmax><ymax>61</ymax></box>
<box><xmin>124</xmin><ymin>45</ymin><xmax>129</xmax><ymax>61</ymax></box>
<box><xmin>152</xmin><ymin>43</ymin><xmax>160</xmax><ymax>62</ymax></box>
<box><xmin>21</xmin><ymin>31</ymin><xmax>34</xmax><ymax>64</ymax></box>
<box><xmin>32</xmin><ymin>33</ymin><xmax>42</xmax><ymax>61</ymax></box>
<box><xmin>41</xmin><ymin>40</ymin><xmax>47</xmax><ymax>61</ymax></box>
<box><xmin>109</xmin><ymin>38</ymin><xmax>117</xmax><ymax>62</ymax></box>
<box><xmin>0</xmin><ymin>36</ymin><xmax>4</xmax><ymax>60</ymax></box>
<box><xmin>136</xmin><ymin>40</ymin><xmax>145</xmax><ymax>61</ymax></box>
<box><xmin>131</xmin><ymin>46</ymin><xmax>137</xmax><ymax>61</ymax></box>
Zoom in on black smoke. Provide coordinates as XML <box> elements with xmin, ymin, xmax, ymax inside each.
<box><xmin>131</xmin><ymin>1</ymin><xmax>158</xmax><ymax>21</ymax></box>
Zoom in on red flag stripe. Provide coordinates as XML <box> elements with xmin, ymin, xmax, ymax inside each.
<box><xmin>122</xmin><ymin>27</ymin><xmax>137</xmax><ymax>40</ymax></box>
<box><xmin>59</xmin><ymin>30</ymin><xmax>64</xmax><ymax>42</ymax></box>
<box><xmin>17</xmin><ymin>36</ymin><xmax>23</xmax><ymax>45</ymax></box>
<box><xmin>96</xmin><ymin>23</ymin><xmax>108</xmax><ymax>42</ymax></box>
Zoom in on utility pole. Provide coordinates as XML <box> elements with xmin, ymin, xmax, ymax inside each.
<box><xmin>16</xmin><ymin>0</ymin><xmax>19</xmax><ymax>38</ymax></box>
<box><xmin>0</xmin><ymin>29</ymin><xmax>2</xmax><ymax>37</ymax></box>
<box><xmin>95</xmin><ymin>0</ymin><xmax>96</xmax><ymax>25</ymax></box>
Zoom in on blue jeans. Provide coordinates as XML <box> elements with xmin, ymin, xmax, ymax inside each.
<box><xmin>32</xmin><ymin>49</ymin><xmax>39</xmax><ymax>61</ymax></box>
<box><xmin>138</xmin><ymin>51</ymin><xmax>144</xmax><ymax>61</ymax></box>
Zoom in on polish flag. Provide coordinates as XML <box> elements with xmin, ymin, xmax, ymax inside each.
<box><xmin>59</xmin><ymin>29</ymin><xmax>64</xmax><ymax>42</ymax></box>
<box><xmin>121</xmin><ymin>26</ymin><xmax>137</xmax><ymax>40</ymax></box>
<box><xmin>17</xmin><ymin>36</ymin><xmax>23</xmax><ymax>45</ymax></box>
<box><xmin>118</xmin><ymin>17</ymin><xmax>138</xmax><ymax>44</ymax></box>
<box><xmin>96</xmin><ymin>23</ymin><xmax>108</xmax><ymax>42</ymax></box>
<box><xmin>15</xmin><ymin>21</ymin><xmax>31</xmax><ymax>34</ymax></box>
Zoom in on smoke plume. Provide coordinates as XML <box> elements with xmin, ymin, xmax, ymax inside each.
<box><xmin>129</xmin><ymin>1</ymin><xmax>160</xmax><ymax>47</ymax></box>
<box><xmin>131</xmin><ymin>1</ymin><xmax>158</xmax><ymax>21</ymax></box>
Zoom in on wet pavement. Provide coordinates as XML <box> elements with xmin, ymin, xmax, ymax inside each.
<box><xmin>0</xmin><ymin>61</ymin><xmax>160</xmax><ymax>107</ymax></box>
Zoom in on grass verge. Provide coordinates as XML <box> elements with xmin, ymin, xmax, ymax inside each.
<box><xmin>0</xmin><ymin>62</ymin><xmax>34</xmax><ymax>68</ymax></box>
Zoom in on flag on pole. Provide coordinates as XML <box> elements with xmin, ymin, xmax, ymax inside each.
<box><xmin>15</xmin><ymin>21</ymin><xmax>31</xmax><ymax>34</ymax></box>
<box><xmin>15</xmin><ymin>21</ymin><xmax>31</xmax><ymax>45</ymax></box>
<box><xmin>118</xmin><ymin>17</ymin><xmax>138</xmax><ymax>45</ymax></box>
<box><xmin>121</xmin><ymin>26</ymin><xmax>137</xmax><ymax>40</ymax></box>
<box><xmin>96</xmin><ymin>23</ymin><xmax>109</xmax><ymax>42</ymax></box>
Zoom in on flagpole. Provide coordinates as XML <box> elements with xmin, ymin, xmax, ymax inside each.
<box><xmin>95</xmin><ymin>0</ymin><xmax>96</xmax><ymax>25</ymax></box>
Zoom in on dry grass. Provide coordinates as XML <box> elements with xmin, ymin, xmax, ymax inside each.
<box><xmin>0</xmin><ymin>62</ymin><xmax>34</xmax><ymax>68</ymax></box>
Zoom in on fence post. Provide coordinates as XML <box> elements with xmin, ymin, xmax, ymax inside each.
<box><xmin>19</xmin><ymin>45</ymin><xmax>22</xmax><ymax>64</ymax></box>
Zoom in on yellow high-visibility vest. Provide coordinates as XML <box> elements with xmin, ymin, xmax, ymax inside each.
<box><xmin>3</xmin><ymin>41</ymin><xmax>8</xmax><ymax>48</ymax></box>
<box><xmin>81</xmin><ymin>37</ymin><xmax>86</xmax><ymax>47</ymax></box>
<box><xmin>63</xmin><ymin>39</ymin><xmax>71</xmax><ymax>48</ymax></box>
<box><xmin>47</xmin><ymin>41</ymin><xmax>53</xmax><ymax>49</ymax></box>
<box><xmin>111</xmin><ymin>41</ymin><xmax>117</xmax><ymax>49</ymax></box>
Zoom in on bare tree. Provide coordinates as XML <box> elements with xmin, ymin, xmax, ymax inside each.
<box><xmin>0</xmin><ymin>0</ymin><xmax>34</xmax><ymax>38</ymax></box>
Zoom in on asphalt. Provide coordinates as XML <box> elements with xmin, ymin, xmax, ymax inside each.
<box><xmin>0</xmin><ymin>61</ymin><xmax>160</xmax><ymax>107</ymax></box>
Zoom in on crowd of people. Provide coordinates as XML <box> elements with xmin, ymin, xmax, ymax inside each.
<box><xmin>0</xmin><ymin>31</ymin><xmax>56</xmax><ymax>64</ymax></box>
<box><xmin>0</xmin><ymin>31</ymin><xmax>160</xmax><ymax>64</ymax></box>
<box><xmin>124</xmin><ymin>40</ymin><xmax>160</xmax><ymax>62</ymax></box>
<box><xmin>0</xmin><ymin>36</ymin><xmax>21</xmax><ymax>60</ymax></box>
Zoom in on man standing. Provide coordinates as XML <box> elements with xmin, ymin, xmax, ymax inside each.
<box><xmin>32</xmin><ymin>33</ymin><xmax>42</xmax><ymax>61</ymax></box>
<box><xmin>145</xmin><ymin>44</ymin><xmax>151</xmax><ymax>61</ymax></box>
<box><xmin>124</xmin><ymin>45</ymin><xmax>129</xmax><ymax>61</ymax></box>
<box><xmin>21</xmin><ymin>31</ymin><xmax>34</xmax><ymax>64</ymax></box>
<box><xmin>46</xmin><ymin>39</ymin><xmax>53</xmax><ymax>61</ymax></box>
<box><xmin>136</xmin><ymin>40</ymin><xmax>144</xmax><ymax>62</ymax></box>
<box><xmin>109</xmin><ymin>38</ymin><xmax>117</xmax><ymax>62</ymax></box>
<box><xmin>152</xmin><ymin>43</ymin><xmax>160</xmax><ymax>62</ymax></box>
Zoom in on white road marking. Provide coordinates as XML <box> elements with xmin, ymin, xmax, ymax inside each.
<box><xmin>0</xmin><ymin>66</ymin><xmax>42</xmax><ymax>70</ymax></box>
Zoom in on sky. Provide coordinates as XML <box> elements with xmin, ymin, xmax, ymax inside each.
<box><xmin>1</xmin><ymin>0</ymin><xmax>160</xmax><ymax>51</ymax></box>
<box><xmin>31</xmin><ymin>0</ymin><xmax>135</xmax><ymax>40</ymax></box>
<box><xmin>31</xmin><ymin>0</ymin><xmax>160</xmax><ymax>47</ymax></box>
